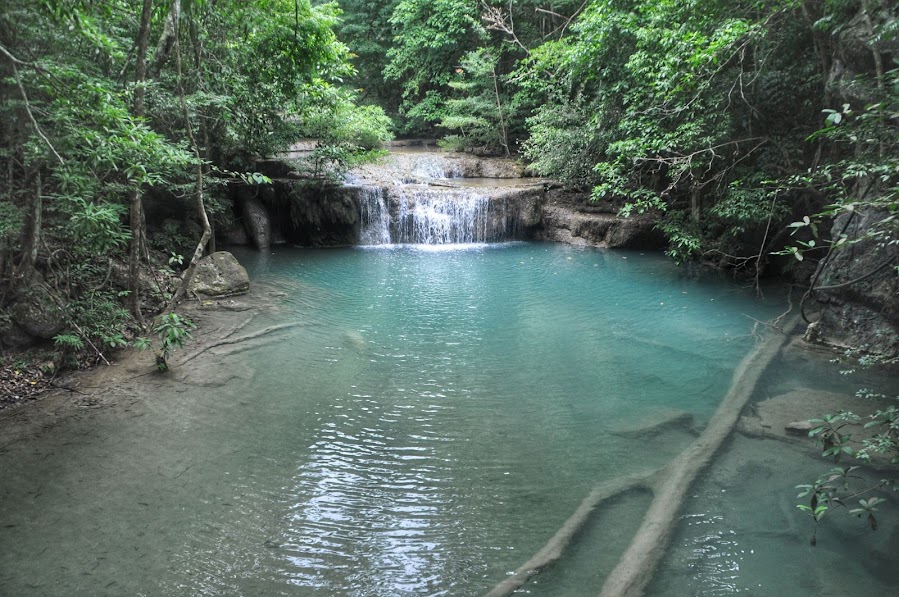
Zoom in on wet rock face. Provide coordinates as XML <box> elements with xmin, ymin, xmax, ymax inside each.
<box><xmin>0</xmin><ymin>317</ymin><xmax>36</xmax><ymax>349</ymax></box>
<box><xmin>538</xmin><ymin>190</ymin><xmax>666</xmax><ymax>250</ymax></box>
<box><xmin>222</xmin><ymin>154</ymin><xmax>661</xmax><ymax>250</ymax></box>
<box><xmin>238</xmin><ymin>189</ymin><xmax>272</xmax><ymax>249</ymax></box>
<box><xmin>803</xmin><ymin>4</ymin><xmax>899</xmax><ymax>358</ymax></box>
<box><xmin>805</xmin><ymin>207</ymin><xmax>899</xmax><ymax>357</ymax></box>
<box><xmin>188</xmin><ymin>251</ymin><xmax>250</xmax><ymax>298</ymax></box>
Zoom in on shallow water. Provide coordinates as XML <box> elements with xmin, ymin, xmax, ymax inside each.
<box><xmin>0</xmin><ymin>243</ymin><xmax>894</xmax><ymax>595</ymax></box>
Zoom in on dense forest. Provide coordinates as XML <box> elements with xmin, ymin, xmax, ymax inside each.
<box><xmin>0</xmin><ymin>0</ymin><xmax>896</xmax><ymax>364</ymax></box>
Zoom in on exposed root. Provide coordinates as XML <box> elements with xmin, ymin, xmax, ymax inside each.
<box><xmin>486</xmin><ymin>316</ymin><xmax>800</xmax><ymax>597</ymax></box>
<box><xmin>598</xmin><ymin>315</ymin><xmax>799</xmax><ymax>597</ymax></box>
<box><xmin>485</xmin><ymin>469</ymin><xmax>660</xmax><ymax>597</ymax></box>
<box><xmin>178</xmin><ymin>319</ymin><xmax>297</xmax><ymax>365</ymax></box>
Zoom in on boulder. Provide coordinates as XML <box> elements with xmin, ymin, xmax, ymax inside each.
<box><xmin>0</xmin><ymin>318</ymin><xmax>35</xmax><ymax>349</ymax></box>
<box><xmin>238</xmin><ymin>188</ymin><xmax>272</xmax><ymax>249</ymax></box>
<box><xmin>188</xmin><ymin>251</ymin><xmax>250</xmax><ymax>298</ymax></box>
<box><xmin>10</xmin><ymin>288</ymin><xmax>64</xmax><ymax>339</ymax></box>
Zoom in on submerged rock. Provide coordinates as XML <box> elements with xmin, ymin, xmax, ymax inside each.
<box><xmin>188</xmin><ymin>251</ymin><xmax>250</xmax><ymax>298</ymax></box>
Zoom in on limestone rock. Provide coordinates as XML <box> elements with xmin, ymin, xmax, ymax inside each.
<box><xmin>538</xmin><ymin>190</ymin><xmax>666</xmax><ymax>250</ymax></box>
<box><xmin>0</xmin><ymin>318</ymin><xmax>34</xmax><ymax>349</ymax></box>
<box><xmin>804</xmin><ymin>207</ymin><xmax>899</xmax><ymax>357</ymax></box>
<box><xmin>222</xmin><ymin>220</ymin><xmax>250</xmax><ymax>246</ymax></box>
<box><xmin>605</xmin><ymin>215</ymin><xmax>667</xmax><ymax>249</ymax></box>
<box><xmin>10</xmin><ymin>288</ymin><xmax>64</xmax><ymax>339</ymax></box>
<box><xmin>739</xmin><ymin>389</ymin><xmax>892</xmax><ymax>451</ymax></box>
<box><xmin>239</xmin><ymin>189</ymin><xmax>272</xmax><ymax>249</ymax></box>
<box><xmin>785</xmin><ymin>420</ymin><xmax>816</xmax><ymax>435</ymax></box>
<box><xmin>188</xmin><ymin>251</ymin><xmax>250</xmax><ymax>298</ymax></box>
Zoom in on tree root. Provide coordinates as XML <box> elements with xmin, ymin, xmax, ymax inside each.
<box><xmin>599</xmin><ymin>315</ymin><xmax>799</xmax><ymax>597</ymax></box>
<box><xmin>485</xmin><ymin>469</ymin><xmax>659</xmax><ymax>597</ymax></box>
<box><xmin>487</xmin><ymin>315</ymin><xmax>800</xmax><ymax>597</ymax></box>
<box><xmin>178</xmin><ymin>318</ymin><xmax>301</xmax><ymax>365</ymax></box>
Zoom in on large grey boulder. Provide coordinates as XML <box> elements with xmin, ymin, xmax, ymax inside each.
<box><xmin>10</xmin><ymin>288</ymin><xmax>64</xmax><ymax>340</ymax></box>
<box><xmin>188</xmin><ymin>251</ymin><xmax>250</xmax><ymax>297</ymax></box>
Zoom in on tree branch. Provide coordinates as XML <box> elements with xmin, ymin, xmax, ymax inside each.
<box><xmin>5</xmin><ymin>58</ymin><xmax>65</xmax><ymax>165</ymax></box>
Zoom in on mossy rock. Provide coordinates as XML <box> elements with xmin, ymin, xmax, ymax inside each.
<box><xmin>188</xmin><ymin>251</ymin><xmax>250</xmax><ymax>298</ymax></box>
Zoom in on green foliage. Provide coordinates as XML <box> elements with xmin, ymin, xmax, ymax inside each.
<box><xmin>521</xmin><ymin>95</ymin><xmax>602</xmax><ymax>189</ymax></box>
<box><xmin>295</xmin><ymin>90</ymin><xmax>393</xmax><ymax>180</ymax></box>
<box><xmin>152</xmin><ymin>312</ymin><xmax>196</xmax><ymax>371</ymax></box>
<box><xmin>384</xmin><ymin>0</ymin><xmax>484</xmax><ymax>130</ymax></box>
<box><xmin>64</xmin><ymin>199</ymin><xmax>132</xmax><ymax>254</ymax></box>
<box><xmin>515</xmin><ymin>0</ymin><xmax>822</xmax><ymax>263</ymax></box>
<box><xmin>435</xmin><ymin>48</ymin><xmax>511</xmax><ymax>155</ymax></box>
<box><xmin>775</xmin><ymin>74</ymin><xmax>899</xmax><ymax>263</ymax></box>
<box><xmin>335</xmin><ymin>0</ymin><xmax>402</xmax><ymax>112</ymax></box>
<box><xmin>53</xmin><ymin>333</ymin><xmax>85</xmax><ymax>352</ymax></box>
<box><xmin>149</xmin><ymin>222</ymin><xmax>194</xmax><ymax>262</ymax></box>
<box><xmin>797</xmin><ymin>389</ymin><xmax>899</xmax><ymax>545</ymax></box>
<box><xmin>1</xmin><ymin>0</ymin><xmax>384</xmax><ymax>373</ymax></box>
<box><xmin>657</xmin><ymin>213</ymin><xmax>703</xmax><ymax>263</ymax></box>
<box><xmin>0</xmin><ymin>202</ymin><xmax>24</xmax><ymax>246</ymax></box>
<box><xmin>64</xmin><ymin>289</ymin><xmax>133</xmax><ymax>350</ymax></box>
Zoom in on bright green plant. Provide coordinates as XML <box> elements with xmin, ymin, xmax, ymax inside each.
<box><xmin>796</xmin><ymin>390</ymin><xmax>898</xmax><ymax>546</ymax></box>
<box><xmin>148</xmin><ymin>312</ymin><xmax>196</xmax><ymax>371</ymax></box>
<box><xmin>52</xmin><ymin>333</ymin><xmax>85</xmax><ymax>351</ymax></box>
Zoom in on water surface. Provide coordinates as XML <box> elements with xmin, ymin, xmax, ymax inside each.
<box><xmin>0</xmin><ymin>243</ymin><xmax>893</xmax><ymax>595</ymax></box>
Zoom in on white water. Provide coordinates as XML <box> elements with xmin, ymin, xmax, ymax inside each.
<box><xmin>410</xmin><ymin>154</ymin><xmax>463</xmax><ymax>179</ymax></box>
<box><xmin>396</xmin><ymin>188</ymin><xmax>493</xmax><ymax>244</ymax></box>
<box><xmin>358</xmin><ymin>186</ymin><xmax>501</xmax><ymax>245</ymax></box>
<box><xmin>358</xmin><ymin>186</ymin><xmax>391</xmax><ymax>245</ymax></box>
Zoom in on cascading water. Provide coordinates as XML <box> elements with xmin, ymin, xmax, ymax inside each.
<box><xmin>395</xmin><ymin>188</ymin><xmax>494</xmax><ymax>244</ymax></box>
<box><xmin>411</xmin><ymin>154</ymin><xmax>463</xmax><ymax>179</ymax></box>
<box><xmin>353</xmin><ymin>150</ymin><xmax>532</xmax><ymax>245</ymax></box>
<box><xmin>357</xmin><ymin>186</ymin><xmax>391</xmax><ymax>245</ymax></box>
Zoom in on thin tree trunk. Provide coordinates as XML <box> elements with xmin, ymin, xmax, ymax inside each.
<box><xmin>492</xmin><ymin>65</ymin><xmax>510</xmax><ymax>158</ymax></box>
<box><xmin>128</xmin><ymin>0</ymin><xmax>154</xmax><ymax>326</ymax></box>
<box><xmin>167</xmin><ymin>10</ymin><xmax>211</xmax><ymax>310</ymax></box>
<box><xmin>690</xmin><ymin>184</ymin><xmax>702</xmax><ymax>222</ymax></box>
<box><xmin>134</xmin><ymin>0</ymin><xmax>154</xmax><ymax>115</ymax></box>
<box><xmin>16</xmin><ymin>170</ymin><xmax>41</xmax><ymax>285</ymax></box>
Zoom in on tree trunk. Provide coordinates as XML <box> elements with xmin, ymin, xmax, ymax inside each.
<box><xmin>15</xmin><ymin>170</ymin><xmax>41</xmax><ymax>285</ymax></box>
<box><xmin>151</xmin><ymin>0</ymin><xmax>181</xmax><ymax>78</ymax></box>
<box><xmin>167</xmin><ymin>5</ymin><xmax>212</xmax><ymax>309</ymax></box>
<box><xmin>134</xmin><ymin>0</ymin><xmax>154</xmax><ymax>115</ymax></box>
<box><xmin>128</xmin><ymin>0</ymin><xmax>154</xmax><ymax>326</ymax></box>
<box><xmin>690</xmin><ymin>184</ymin><xmax>702</xmax><ymax>222</ymax></box>
<box><xmin>492</xmin><ymin>66</ymin><xmax>510</xmax><ymax>158</ymax></box>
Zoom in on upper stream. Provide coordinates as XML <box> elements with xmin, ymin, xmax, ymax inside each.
<box><xmin>2</xmin><ymin>242</ymin><xmax>896</xmax><ymax>595</ymax></box>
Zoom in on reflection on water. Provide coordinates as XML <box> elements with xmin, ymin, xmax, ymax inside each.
<box><xmin>0</xmin><ymin>243</ymin><xmax>895</xmax><ymax>596</ymax></box>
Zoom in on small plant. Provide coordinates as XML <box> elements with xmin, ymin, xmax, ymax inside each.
<box><xmin>141</xmin><ymin>312</ymin><xmax>197</xmax><ymax>371</ymax></box>
<box><xmin>797</xmin><ymin>391</ymin><xmax>899</xmax><ymax>545</ymax></box>
<box><xmin>53</xmin><ymin>333</ymin><xmax>85</xmax><ymax>352</ymax></box>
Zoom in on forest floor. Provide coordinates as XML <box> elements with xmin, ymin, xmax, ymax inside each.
<box><xmin>0</xmin><ymin>361</ymin><xmax>53</xmax><ymax>410</ymax></box>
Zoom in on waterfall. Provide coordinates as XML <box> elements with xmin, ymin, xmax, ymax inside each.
<box><xmin>351</xmin><ymin>150</ymin><xmax>536</xmax><ymax>246</ymax></box>
<box><xmin>396</xmin><ymin>188</ymin><xmax>494</xmax><ymax>244</ymax></box>
<box><xmin>411</xmin><ymin>155</ymin><xmax>462</xmax><ymax>179</ymax></box>
<box><xmin>358</xmin><ymin>186</ymin><xmax>391</xmax><ymax>245</ymax></box>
